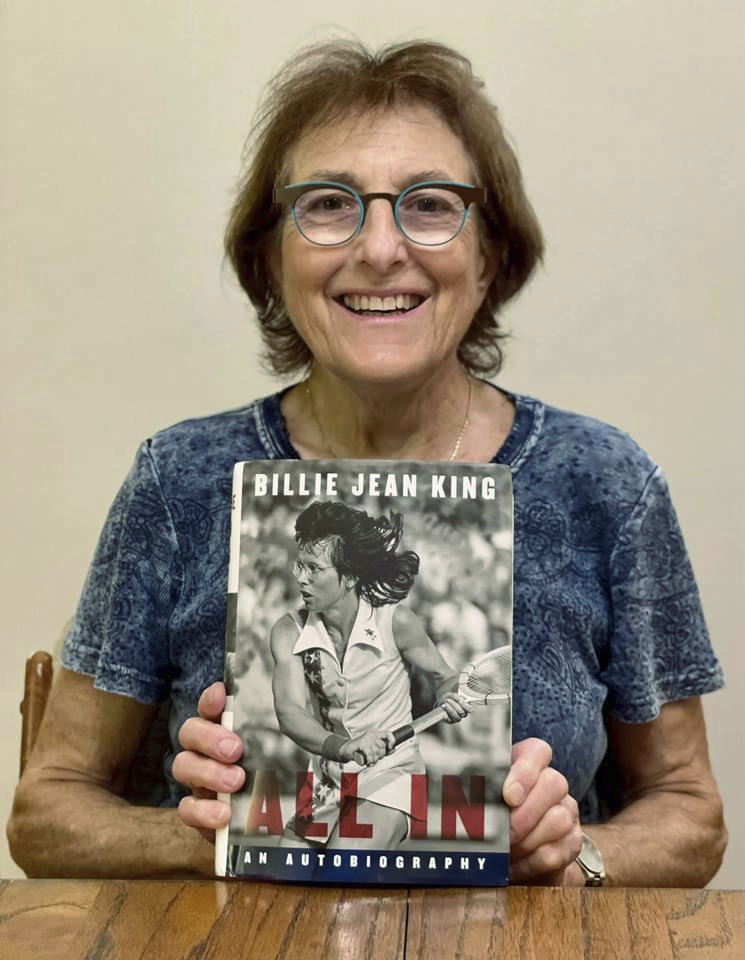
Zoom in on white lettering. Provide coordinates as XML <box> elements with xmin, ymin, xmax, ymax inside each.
<box><xmin>384</xmin><ymin>474</ymin><xmax>399</xmax><ymax>497</ymax></box>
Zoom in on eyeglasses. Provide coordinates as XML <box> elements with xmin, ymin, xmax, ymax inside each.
<box><xmin>292</xmin><ymin>560</ymin><xmax>335</xmax><ymax>581</ymax></box>
<box><xmin>273</xmin><ymin>180</ymin><xmax>488</xmax><ymax>247</ymax></box>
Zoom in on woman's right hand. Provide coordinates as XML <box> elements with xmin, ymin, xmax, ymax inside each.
<box><xmin>339</xmin><ymin>730</ymin><xmax>396</xmax><ymax>766</ymax></box>
<box><xmin>173</xmin><ymin>681</ymin><xmax>245</xmax><ymax>838</ymax></box>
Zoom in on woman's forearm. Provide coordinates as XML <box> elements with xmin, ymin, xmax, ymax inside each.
<box><xmin>8</xmin><ymin>777</ymin><xmax>214</xmax><ymax>879</ymax></box>
<box><xmin>581</xmin><ymin>700</ymin><xmax>728</xmax><ymax>888</ymax></box>
<box><xmin>275</xmin><ymin>704</ymin><xmax>336</xmax><ymax>755</ymax></box>
<box><xmin>585</xmin><ymin>786</ymin><xmax>727</xmax><ymax>887</ymax></box>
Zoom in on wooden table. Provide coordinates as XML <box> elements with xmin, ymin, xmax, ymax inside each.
<box><xmin>0</xmin><ymin>880</ymin><xmax>742</xmax><ymax>959</ymax></box>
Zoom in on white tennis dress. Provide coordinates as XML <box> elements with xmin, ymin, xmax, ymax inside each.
<box><xmin>289</xmin><ymin>597</ymin><xmax>426</xmax><ymax>835</ymax></box>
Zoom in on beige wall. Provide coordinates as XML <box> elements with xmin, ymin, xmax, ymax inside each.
<box><xmin>3</xmin><ymin>1</ymin><xmax>743</xmax><ymax>884</ymax></box>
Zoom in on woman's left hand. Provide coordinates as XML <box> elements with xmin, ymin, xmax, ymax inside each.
<box><xmin>437</xmin><ymin>692</ymin><xmax>471</xmax><ymax>724</ymax></box>
<box><xmin>504</xmin><ymin>737</ymin><xmax>584</xmax><ymax>885</ymax></box>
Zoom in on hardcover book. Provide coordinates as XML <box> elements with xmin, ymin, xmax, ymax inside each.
<box><xmin>215</xmin><ymin>460</ymin><xmax>513</xmax><ymax>885</ymax></box>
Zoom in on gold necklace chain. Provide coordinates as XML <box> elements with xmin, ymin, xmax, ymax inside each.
<box><xmin>305</xmin><ymin>375</ymin><xmax>473</xmax><ymax>462</ymax></box>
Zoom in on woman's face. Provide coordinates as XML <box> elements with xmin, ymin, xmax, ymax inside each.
<box><xmin>273</xmin><ymin>104</ymin><xmax>496</xmax><ymax>388</ymax></box>
<box><xmin>293</xmin><ymin>540</ymin><xmax>352</xmax><ymax>612</ymax></box>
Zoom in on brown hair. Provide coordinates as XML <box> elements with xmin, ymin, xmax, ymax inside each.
<box><xmin>225</xmin><ymin>39</ymin><xmax>544</xmax><ymax>377</ymax></box>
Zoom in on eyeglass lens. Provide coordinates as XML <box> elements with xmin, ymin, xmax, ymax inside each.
<box><xmin>292</xmin><ymin>560</ymin><xmax>331</xmax><ymax>580</ymax></box>
<box><xmin>292</xmin><ymin>186</ymin><xmax>468</xmax><ymax>245</ymax></box>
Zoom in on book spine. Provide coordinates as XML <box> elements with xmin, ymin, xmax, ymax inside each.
<box><xmin>214</xmin><ymin>462</ymin><xmax>244</xmax><ymax>877</ymax></box>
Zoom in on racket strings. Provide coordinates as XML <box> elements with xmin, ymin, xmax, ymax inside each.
<box><xmin>464</xmin><ymin>650</ymin><xmax>511</xmax><ymax>696</ymax></box>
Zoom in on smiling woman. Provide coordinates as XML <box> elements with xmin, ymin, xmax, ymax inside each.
<box><xmin>8</xmin><ymin>38</ymin><xmax>726</xmax><ymax>887</ymax></box>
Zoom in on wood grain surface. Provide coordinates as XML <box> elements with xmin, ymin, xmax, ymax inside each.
<box><xmin>0</xmin><ymin>880</ymin><xmax>742</xmax><ymax>959</ymax></box>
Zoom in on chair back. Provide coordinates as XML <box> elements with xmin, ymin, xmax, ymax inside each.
<box><xmin>20</xmin><ymin>651</ymin><xmax>53</xmax><ymax>776</ymax></box>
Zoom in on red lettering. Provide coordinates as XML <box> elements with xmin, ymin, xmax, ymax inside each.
<box><xmin>293</xmin><ymin>771</ymin><xmax>328</xmax><ymax>838</ymax></box>
<box><xmin>245</xmin><ymin>769</ymin><xmax>284</xmax><ymax>835</ymax></box>
<box><xmin>338</xmin><ymin>773</ymin><xmax>373</xmax><ymax>838</ymax></box>
<box><xmin>440</xmin><ymin>775</ymin><xmax>485</xmax><ymax>840</ymax></box>
<box><xmin>409</xmin><ymin>773</ymin><xmax>429</xmax><ymax>839</ymax></box>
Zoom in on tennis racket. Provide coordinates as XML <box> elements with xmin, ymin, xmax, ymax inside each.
<box><xmin>391</xmin><ymin>644</ymin><xmax>512</xmax><ymax>746</ymax></box>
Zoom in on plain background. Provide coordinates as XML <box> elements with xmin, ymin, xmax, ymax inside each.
<box><xmin>2</xmin><ymin>1</ymin><xmax>743</xmax><ymax>885</ymax></box>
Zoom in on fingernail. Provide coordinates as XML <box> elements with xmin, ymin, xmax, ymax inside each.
<box><xmin>504</xmin><ymin>781</ymin><xmax>525</xmax><ymax>805</ymax></box>
<box><xmin>223</xmin><ymin>767</ymin><xmax>243</xmax><ymax>789</ymax></box>
<box><xmin>219</xmin><ymin>738</ymin><xmax>240</xmax><ymax>760</ymax></box>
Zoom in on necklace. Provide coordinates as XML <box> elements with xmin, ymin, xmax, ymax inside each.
<box><xmin>305</xmin><ymin>374</ymin><xmax>473</xmax><ymax>462</ymax></box>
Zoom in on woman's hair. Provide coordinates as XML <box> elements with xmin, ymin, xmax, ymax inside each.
<box><xmin>225</xmin><ymin>38</ymin><xmax>544</xmax><ymax>377</ymax></box>
<box><xmin>295</xmin><ymin>500</ymin><xmax>419</xmax><ymax>607</ymax></box>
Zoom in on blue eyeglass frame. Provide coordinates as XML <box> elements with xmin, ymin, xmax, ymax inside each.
<box><xmin>273</xmin><ymin>180</ymin><xmax>489</xmax><ymax>246</ymax></box>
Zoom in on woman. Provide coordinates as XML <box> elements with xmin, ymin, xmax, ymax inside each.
<box><xmin>268</xmin><ymin>500</ymin><xmax>467</xmax><ymax>849</ymax></box>
<box><xmin>9</xmin><ymin>40</ymin><xmax>726</xmax><ymax>885</ymax></box>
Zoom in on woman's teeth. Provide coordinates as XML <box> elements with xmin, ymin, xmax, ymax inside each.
<box><xmin>341</xmin><ymin>293</ymin><xmax>424</xmax><ymax>313</ymax></box>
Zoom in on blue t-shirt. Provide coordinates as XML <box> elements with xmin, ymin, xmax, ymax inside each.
<box><xmin>62</xmin><ymin>388</ymin><xmax>723</xmax><ymax>818</ymax></box>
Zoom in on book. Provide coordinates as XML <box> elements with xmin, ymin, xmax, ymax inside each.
<box><xmin>215</xmin><ymin>460</ymin><xmax>513</xmax><ymax>886</ymax></box>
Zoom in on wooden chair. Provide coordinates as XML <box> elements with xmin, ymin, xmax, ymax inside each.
<box><xmin>19</xmin><ymin>651</ymin><xmax>53</xmax><ymax>777</ymax></box>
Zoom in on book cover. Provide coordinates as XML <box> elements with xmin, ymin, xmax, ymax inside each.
<box><xmin>216</xmin><ymin>460</ymin><xmax>513</xmax><ymax>885</ymax></box>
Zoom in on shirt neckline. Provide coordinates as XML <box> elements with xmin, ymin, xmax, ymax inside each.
<box><xmin>254</xmin><ymin>381</ymin><xmax>544</xmax><ymax>473</ymax></box>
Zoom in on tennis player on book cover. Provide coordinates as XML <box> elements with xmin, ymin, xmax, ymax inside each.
<box><xmin>268</xmin><ymin>499</ymin><xmax>470</xmax><ymax>850</ymax></box>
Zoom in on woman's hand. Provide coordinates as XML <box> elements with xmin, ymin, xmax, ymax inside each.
<box><xmin>340</xmin><ymin>731</ymin><xmax>396</xmax><ymax>766</ymax></box>
<box><xmin>437</xmin><ymin>692</ymin><xmax>472</xmax><ymax>724</ymax></box>
<box><xmin>504</xmin><ymin>738</ymin><xmax>584</xmax><ymax>885</ymax></box>
<box><xmin>173</xmin><ymin>681</ymin><xmax>245</xmax><ymax>839</ymax></box>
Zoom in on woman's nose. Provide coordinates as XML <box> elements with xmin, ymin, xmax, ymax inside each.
<box><xmin>354</xmin><ymin>198</ymin><xmax>408</xmax><ymax>268</ymax></box>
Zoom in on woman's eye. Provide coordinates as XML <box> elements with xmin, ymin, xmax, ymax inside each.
<box><xmin>415</xmin><ymin>196</ymin><xmax>442</xmax><ymax>212</ymax></box>
<box><xmin>403</xmin><ymin>193</ymin><xmax>454</xmax><ymax>215</ymax></box>
<box><xmin>307</xmin><ymin>192</ymin><xmax>354</xmax><ymax>212</ymax></box>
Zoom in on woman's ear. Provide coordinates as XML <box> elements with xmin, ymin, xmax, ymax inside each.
<box><xmin>475</xmin><ymin>234</ymin><xmax>500</xmax><ymax>300</ymax></box>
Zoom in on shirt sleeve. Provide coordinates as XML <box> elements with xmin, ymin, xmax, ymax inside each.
<box><xmin>62</xmin><ymin>441</ymin><xmax>183</xmax><ymax>703</ymax></box>
<box><xmin>602</xmin><ymin>466</ymin><xmax>723</xmax><ymax>722</ymax></box>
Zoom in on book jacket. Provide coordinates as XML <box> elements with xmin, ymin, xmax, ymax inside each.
<box><xmin>215</xmin><ymin>460</ymin><xmax>513</xmax><ymax>886</ymax></box>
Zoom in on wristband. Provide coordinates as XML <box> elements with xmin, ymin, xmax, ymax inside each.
<box><xmin>321</xmin><ymin>733</ymin><xmax>347</xmax><ymax>761</ymax></box>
